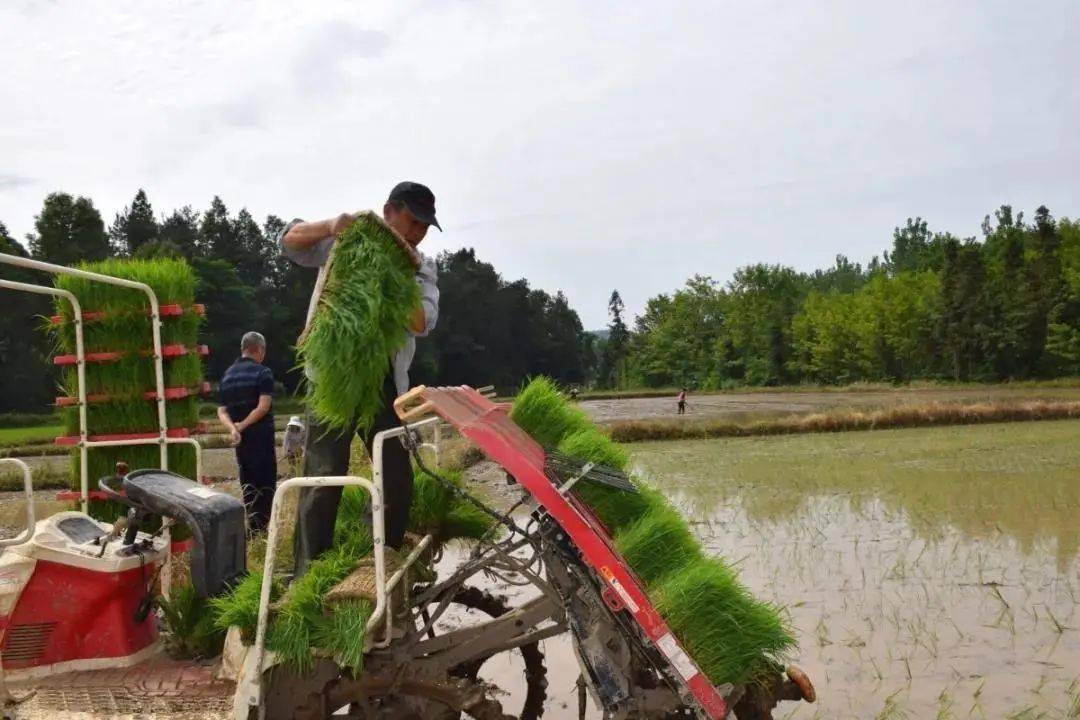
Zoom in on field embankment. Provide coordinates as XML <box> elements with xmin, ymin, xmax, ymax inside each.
<box><xmin>607</xmin><ymin>398</ymin><xmax>1080</xmax><ymax>442</ymax></box>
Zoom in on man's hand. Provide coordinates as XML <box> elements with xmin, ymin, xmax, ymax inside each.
<box><xmin>329</xmin><ymin>212</ymin><xmax>358</xmax><ymax>237</ymax></box>
<box><xmin>229</xmin><ymin>427</ymin><xmax>242</xmax><ymax>446</ymax></box>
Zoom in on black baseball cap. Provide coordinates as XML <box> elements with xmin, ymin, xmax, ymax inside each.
<box><xmin>388</xmin><ymin>181</ymin><xmax>441</xmax><ymax>231</ymax></box>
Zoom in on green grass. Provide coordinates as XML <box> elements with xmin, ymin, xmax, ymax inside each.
<box><xmin>0</xmin><ymin>425</ymin><xmax>63</xmax><ymax>446</ymax></box>
<box><xmin>297</xmin><ymin>213</ymin><xmax>421</xmax><ymax>433</ymax></box>
<box><xmin>0</xmin><ymin>462</ymin><xmax>70</xmax><ymax>490</ymax></box>
<box><xmin>510</xmin><ymin>377</ymin><xmax>795</xmax><ymax>688</ymax></box>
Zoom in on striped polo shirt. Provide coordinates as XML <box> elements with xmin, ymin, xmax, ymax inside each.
<box><xmin>219</xmin><ymin>356</ymin><xmax>275</xmax><ymax>438</ymax></box>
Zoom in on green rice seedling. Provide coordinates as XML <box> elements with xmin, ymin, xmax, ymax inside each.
<box><xmin>651</xmin><ymin>558</ymin><xmax>795</xmax><ymax>687</ymax></box>
<box><xmin>615</xmin><ymin>502</ymin><xmax>702</xmax><ymax>586</ymax></box>
<box><xmin>47</xmin><ymin>257</ymin><xmax>204</xmax><ymax>527</ymax></box>
<box><xmin>557</xmin><ymin>427</ymin><xmax>629</xmax><ymax>471</ymax></box>
<box><xmin>268</xmin><ymin>539</ymin><xmax>367</xmax><ymax>672</ymax></box>
<box><xmin>297</xmin><ymin>213</ymin><xmax>420</xmax><ymax>433</ymax></box>
<box><xmin>53</xmin><ymin>258</ymin><xmax>197</xmax><ymax>322</ymax></box>
<box><xmin>158</xmin><ymin>583</ymin><xmax>226</xmax><ymax>659</ymax></box>
<box><xmin>509</xmin><ymin>377</ymin><xmax>592</xmax><ymax>448</ymax></box>
<box><xmin>441</xmin><ymin>502</ymin><xmax>497</xmax><ymax>541</ymax></box>
<box><xmin>62</xmin><ymin>397</ymin><xmax>199</xmax><ymax>436</ymax></box>
<box><xmin>572</xmin><ymin>481</ymin><xmax>664</xmax><ymax>535</ymax></box>
<box><xmin>314</xmin><ymin>598</ymin><xmax>373</xmax><ymax>672</ymax></box>
<box><xmin>210</xmin><ymin>571</ymin><xmax>284</xmax><ymax>643</ymax></box>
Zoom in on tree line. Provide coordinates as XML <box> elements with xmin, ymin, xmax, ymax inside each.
<box><xmin>0</xmin><ymin>190</ymin><xmax>596</xmax><ymax>412</ymax></box>
<box><xmin>607</xmin><ymin>205</ymin><xmax>1080</xmax><ymax>389</ymax></box>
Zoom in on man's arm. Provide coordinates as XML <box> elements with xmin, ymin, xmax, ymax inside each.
<box><xmin>409</xmin><ymin>256</ymin><xmax>440</xmax><ymax>337</ymax></box>
<box><xmin>217</xmin><ymin>406</ymin><xmax>241</xmax><ymax>446</ymax></box>
<box><xmin>235</xmin><ymin>395</ymin><xmax>272</xmax><ymax>433</ymax></box>
<box><xmin>283</xmin><ymin>213</ymin><xmax>357</xmax><ymax>252</ymax></box>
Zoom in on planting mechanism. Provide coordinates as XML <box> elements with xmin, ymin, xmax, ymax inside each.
<box><xmin>0</xmin><ymin>253</ymin><xmax>814</xmax><ymax>718</ymax></box>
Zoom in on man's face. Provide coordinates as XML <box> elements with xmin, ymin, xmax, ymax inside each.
<box><xmin>384</xmin><ymin>202</ymin><xmax>429</xmax><ymax>246</ymax></box>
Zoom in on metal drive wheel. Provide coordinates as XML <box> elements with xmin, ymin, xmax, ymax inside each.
<box><xmin>289</xmin><ymin>586</ymin><xmax>548</xmax><ymax>720</ymax></box>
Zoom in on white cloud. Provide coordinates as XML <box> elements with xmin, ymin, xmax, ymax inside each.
<box><xmin>1</xmin><ymin>0</ymin><xmax>1078</xmax><ymax>327</ymax></box>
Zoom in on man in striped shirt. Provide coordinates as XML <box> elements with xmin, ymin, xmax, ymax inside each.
<box><xmin>217</xmin><ymin>331</ymin><xmax>276</xmax><ymax>532</ymax></box>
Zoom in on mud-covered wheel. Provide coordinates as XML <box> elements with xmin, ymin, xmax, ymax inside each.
<box><xmin>289</xmin><ymin>586</ymin><xmax>547</xmax><ymax>720</ymax></box>
<box><xmin>446</xmin><ymin>586</ymin><xmax>548</xmax><ymax>720</ymax></box>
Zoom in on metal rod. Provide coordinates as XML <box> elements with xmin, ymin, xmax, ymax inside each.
<box><xmin>0</xmin><ymin>459</ymin><xmax>35</xmax><ymax>547</ymax></box>
<box><xmin>238</xmin><ymin>415</ymin><xmax>441</xmax><ymax>715</ymax></box>
<box><xmin>0</xmin><ymin>253</ymin><xmax>169</xmax><ymax>472</ymax></box>
<box><xmin>0</xmin><ymin>278</ymin><xmax>89</xmax><ymax>512</ymax></box>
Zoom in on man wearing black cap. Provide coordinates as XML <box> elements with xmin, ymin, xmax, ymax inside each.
<box><xmin>277</xmin><ymin>181</ymin><xmax>441</xmax><ymax>575</ymax></box>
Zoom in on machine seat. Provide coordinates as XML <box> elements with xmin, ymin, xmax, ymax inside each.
<box><xmin>123</xmin><ymin>470</ymin><xmax>246</xmax><ymax>597</ymax></box>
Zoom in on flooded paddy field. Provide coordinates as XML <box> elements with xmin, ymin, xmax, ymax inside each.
<box><xmin>631</xmin><ymin>419</ymin><xmax>1080</xmax><ymax>718</ymax></box>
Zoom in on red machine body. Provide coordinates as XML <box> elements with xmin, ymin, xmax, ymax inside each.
<box><xmin>0</xmin><ymin>512</ymin><xmax>165</xmax><ymax>678</ymax></box>
<box><xmin>396</xmin><ymin>385</ymin><xmax>730</xmax><ymax>719</ymax></box>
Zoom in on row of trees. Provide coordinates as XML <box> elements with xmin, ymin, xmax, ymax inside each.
<box><xmin>0</xmin><ymin>190</ymin><xmax>596</xmax><ymax>412</ymax></box>
<box><xmin>616</xmin><ymin>205</ymin><xmax>1080</xmax><ymax>388</ymax></box>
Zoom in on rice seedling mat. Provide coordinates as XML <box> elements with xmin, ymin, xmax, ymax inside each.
<box><xmin>47</xmin><ymin>258</ymin><xmax>207</xmax><ymax>521</ymax></box>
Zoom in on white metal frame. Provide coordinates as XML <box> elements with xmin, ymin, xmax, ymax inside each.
<box><xmin>236</xmin><ymin>416</ymin><xmax>444</xmax><ymax>718</ymax></box>
<box><xmin>0</xmin><ymin>253</ymin><xmax>204</xmax><ymax>596</ymax></box>
<box><xmin>0</xmin><ymin>459</ymin><xmax>35</xmax><ymax>547</ymax></box>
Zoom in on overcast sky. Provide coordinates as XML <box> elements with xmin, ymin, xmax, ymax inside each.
<box><xmin>2</xmin><ymin>1</ymin><xmax>1078</xmax><ymax>328</ymax></box>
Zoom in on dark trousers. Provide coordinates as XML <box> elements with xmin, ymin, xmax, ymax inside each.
<box><xmin>292</xmin><ymin>376</ymin><xmax>412</xmax><ymax>577</ymax></box>
<box><xmin>236</xmin><ymin>430</ymin><xmax>277</xmax><ymax>533</ymax></box>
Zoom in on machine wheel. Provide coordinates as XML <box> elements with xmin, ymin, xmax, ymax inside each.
<box><xmin>289</xmin><ymin>586</ymin><xmax>547</xmax><ymax>720</ymax></box>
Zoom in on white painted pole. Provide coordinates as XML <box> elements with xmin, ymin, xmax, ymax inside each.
<box><xmin>0</xmin><ymin>279</ymin><xmax>89</xmax><ymax>512</ymax></box>
<box><xmin>0</xmin><ymin>459</ymin><xmax>36</xmax><ymax>547</ymax></box>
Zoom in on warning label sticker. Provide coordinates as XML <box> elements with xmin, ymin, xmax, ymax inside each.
<box><xmin>606</xmin><ymin>574</ymin><xmax>640</xmax><ymax>613</ymax></box>
<box><xmin>187</xmin><ymin>486</ymin><xmax>220</xmax><ymax>499</ymax></box>
<box><xmin>657</xmin><ymin>632</ymin><xmax>699</xmax><ymax>681</ymax></box>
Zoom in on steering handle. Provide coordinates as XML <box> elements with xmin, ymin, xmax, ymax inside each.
<box><xmin>97</xmin><ymin>474</ymin><xmax>136</xmax><ymax>508</ymax></box>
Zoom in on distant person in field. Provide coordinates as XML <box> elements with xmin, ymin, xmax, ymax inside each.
<box><xmin>677</xmin><ymin>387</ymin><xmax>687</xmax><ymax>415</ymax></box>
<box><xmin>217</xmin><ymin>331</ymin><xmax>276</xmax><ymax>533</ymax></box>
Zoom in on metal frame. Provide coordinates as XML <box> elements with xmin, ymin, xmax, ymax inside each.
<box><xmin>0</xmin><ymin>253</ymin><xmax>204</xmax><ymax>597</ymax></box>
<box><xmin>236</xmin><ymin>416</ymin><xmax>443</xmax><ymax>719</ymax></box>
<box><xmin>0</xmin><ymin>278</ymin><xmax>89</xmax><ymax>512</ymax></box>
<box><xmin>0</xmin><ymin>459</ymin><xmax>35</xmax><ymax>548</ymax></box>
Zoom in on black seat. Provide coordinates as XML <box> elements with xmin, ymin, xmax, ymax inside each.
<box><xmin>123</xmin><ymin>469</ymin><xmax>247</xmax><ymax>597</ymax></box>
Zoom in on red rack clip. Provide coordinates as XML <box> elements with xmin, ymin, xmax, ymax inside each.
<box><xmin>49</xmin><ymin>304</ymin><xmax>206</xmax><ymax>325</ymax></box>
<box><xmin>53</xmin><ymin>344</ymin><xmax>209</xmax><ymax>366</ymax></box>
<box><xmin>54</xmin><ymin>382</ymin><xmax>211</xmax><ymax>407</ymax></box>
<box><xmin>54</xmin><ymin>423</ymin><xmax>207</xmax><ymax>446</ymax></box>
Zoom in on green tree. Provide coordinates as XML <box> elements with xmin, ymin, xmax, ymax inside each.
<box><xmin>109</xmin><ymin>189</ymin><xmax>158</xmax><ymax>256</ymax></box>
<box><xmin>0</xmin><ymin>223</ymin><xmax>55</xmax><ymax>411</ymax></box>
<box><xmin>27</xmin><ymin>192</ymin><xmax>110</xmax><ymax>266</ymax></box>
<box><xmin>596</xmin><ymin>290</ymin><xmax>630</xmax><ymax>388</ymax></box>
<box><xmin>159</xmin><ymin>207</ymin><xmax>200</xmax><ymax>258</ymax></box>
<box><xmin>721</xmin><ymin>265</ymin><xmax>807</xmax><ymax>385</ymax></box>
<box><xmin>940</xmin><ymin>238</ymin><xmax>991</xmax><ymax>380</ymax></box>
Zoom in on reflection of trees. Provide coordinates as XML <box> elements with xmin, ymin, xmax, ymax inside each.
<box><xmin>632</xmin><ymin>424</ymin><xmax>1080</xmax><ymax>570</ymax></box>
